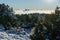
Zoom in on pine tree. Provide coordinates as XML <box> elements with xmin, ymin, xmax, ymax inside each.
<box><xmin>30</xmin><ymin>23</ymin><xmax>45</xmax><ymax>40</ymax></box>
<box><xmin>0</xmin><ymin>3</ymin><xmax>17</xmax><ymax>30</ymax></box>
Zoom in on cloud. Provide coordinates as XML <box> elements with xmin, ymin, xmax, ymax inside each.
<box><xmin>14</xmin><ymin>10</ymin><xmax>54</xmax><ymax>14</ymax></box>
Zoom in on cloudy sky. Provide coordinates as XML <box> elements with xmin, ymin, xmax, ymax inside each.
<box><xmin>0</xmin><ymin>0</ymin><xmax>60</xmax><ymax>10</ymax></box>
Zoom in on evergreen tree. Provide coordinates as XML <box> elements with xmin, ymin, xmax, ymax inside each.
<box><xmin>30</xmin><ymin>23</ymin><xmax>45</xmax><ymax>40</ymax></box>
<box><xmin>0</xmin><ymin>3</ymin><xmax>17</xmax><ymax>30</ymax></box>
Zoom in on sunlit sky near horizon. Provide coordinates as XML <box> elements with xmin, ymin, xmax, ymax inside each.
<box><xmin>0</xmin><ymin>0</ymin><xmax>60</xmax><ymax>10</ymax></box>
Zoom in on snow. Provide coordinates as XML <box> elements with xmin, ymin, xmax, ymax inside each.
<box><xmin>0</xmin><ymin>25</ymin><xmax>31</xmax><ymax>40</ymax></box>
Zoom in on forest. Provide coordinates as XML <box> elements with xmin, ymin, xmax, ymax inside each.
<box><xmin>0</xmin><ymin>3</ymin><xmax>60</xmax><ymax>40</ymax></box>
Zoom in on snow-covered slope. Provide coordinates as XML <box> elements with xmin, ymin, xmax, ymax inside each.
<box><xmin>0</xmin><ymin>25</ymin><xmax>31</xmax><ymax>40</ymax></box>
